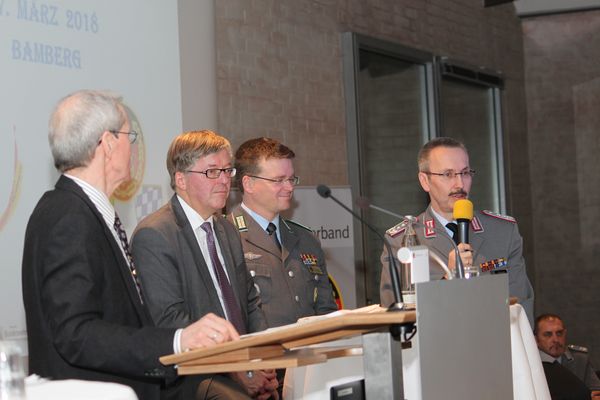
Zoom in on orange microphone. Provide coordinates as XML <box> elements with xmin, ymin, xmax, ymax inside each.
<box><xmin>453</xmin><ymin>199</ymin><xmax>473</xmax><ymax>244</ymax></box>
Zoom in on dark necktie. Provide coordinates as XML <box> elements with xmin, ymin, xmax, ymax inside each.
<box><xmin>113</xmin><ymin>213</ymin><xmax>143</xmax><ymax>303</ymax></box>
<box><xmin>200</xmin><ymin>222</ymin><xmax>246</xmax><ymax>334</ymax></box>
<box><xmin>266</xmin><ymin>222</ymin><xmax>282</xmax><ymax>252</ymax></box>
<box><xmin>446</xmin><ymin>222</ymin><xmax>459</xmax><ymax>245</ymax></box>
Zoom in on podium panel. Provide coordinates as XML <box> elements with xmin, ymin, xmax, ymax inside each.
<box><xmin>415</xmin><ymin>275</ymin><xmax>512</xmax><ymax>399</ymax></box>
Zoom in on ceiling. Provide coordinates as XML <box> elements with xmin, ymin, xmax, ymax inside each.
<box><xmin>514</xmin><ymin>0</ymin><xmax>600</xmax><ymax>16</ymax></box>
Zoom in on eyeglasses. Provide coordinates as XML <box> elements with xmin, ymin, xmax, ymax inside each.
<box><xmin>423</xmin><ymin>169</ymin><xmax>476</xmax><ymax>180</ymax></box>
<box><xmin>109</xmin><ymin>130</ymin><xmax>139</xmax><ymax>144</ymax></box>
<box><xmin>247</xmin><ymin>175</ymin><xmax>300</xmax><ymax>186</ymax></box>
<box><xmin>186</xmin><ymin>168</ymin><xmax>237</xmax><ymax>179</ymax></box>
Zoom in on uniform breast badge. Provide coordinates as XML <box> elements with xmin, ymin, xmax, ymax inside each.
<box><xmin>244</xmin><ymin>252</ymin><xmax>262</xmax><ymax>261</ymax></box>
<box><xmin>301</xmin><ymin>253</ymin><xmax>323</xmax><ymax>275</ymax></box>
<box><xmin>480</xmin><ymin>258</ymin><xmax>507</xmax><ymax>272</ymax></box>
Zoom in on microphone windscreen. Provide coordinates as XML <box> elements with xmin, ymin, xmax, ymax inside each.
<box><xmin>453</xmin><ymin>199</ymin><xmax>473</xmax><ymax>221</ymax></box>
<box><xmin>316</xmin><ymin>184</ymin><xmax>331</xmax><ymax>198</ymax></box>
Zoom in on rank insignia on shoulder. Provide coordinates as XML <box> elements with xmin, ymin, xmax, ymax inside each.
<box><xmin>480</xmin><ymin>258</ymin><xmax>507</xmax><ymax>273</ymax></box>
<box><xmin>482</xmin><ymin>210</ymin><xmax>516</xmax><ymax>223</ymax></box>
<box><xmin>285</xmin><ymin>219</ymin><xmax>313</xmax><ymax>233</ymax></box>
<box><xmin>568</xmin><ymin>344</ymin><xmax>588</xmax><ymax>353</ymax></box>
<box><xmin>244</xmin><ymin>252</ymin><xmax>262</xmax><ymax>261</ymax></box>
<box><xmin>386</xmin><ymin>220</ymin><xmax>408</xmax><ymax>238</ymax></box>
<box><xmin>301</xmin><ymin>253</ymin><xmax>323</xmax><ymax>274</ymax></box>
<box><xmin>233</xmin><ymin>214</ymin><xmax>248</xmax><ymax>232</ymax></box>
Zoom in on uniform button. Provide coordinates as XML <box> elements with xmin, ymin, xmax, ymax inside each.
<box><xmin>250</xmin><ymin>270</ymin><xmax>256</xmax><ymax>277</ymax></box>
<box><xmin>314</xmin><ymin>275</ymin><xmax>319</xmax><ymax>281</ymax></box>
<box><xmin>288</xmin><ymin>271</ymin><xmax>294</xmax><ymax>278</ymax></box>
<box><xmin>294</xmin><ymin>295</ymin><xmax>300</xmax><ymax>302</ymax></box>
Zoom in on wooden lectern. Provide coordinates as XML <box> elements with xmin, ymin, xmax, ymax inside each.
<box><xmin>160</xmin><ymin>274</ymin><xmax>512</xmax><ymax>399</ymax></box>
<box><xmin>160</xmin><ymin>310</ymin><xmax>415</xmax><ymax>376</ymax></box>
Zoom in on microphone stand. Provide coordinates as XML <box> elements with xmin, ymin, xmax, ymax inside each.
<box><xmin>317</xmin><ymin>185</ymin><xmax>415</xmax><ymax>341</ymax></box>
<box><xmin>357</xmin><ymin>199</ymin><xmax>466</xmax><ymax>280</ymax></box>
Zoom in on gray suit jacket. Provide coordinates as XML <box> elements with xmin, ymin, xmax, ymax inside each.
<box><xmin>562</xmin><ymin>347</ymin><xmax>600</xmax><ymax>391</ymax></box>
<box><xmin>380</xmin><ymin>205</ymin><xmax>534</xmax><ymax>322</ymax></box>
<box><xmin>131</xmin><ymin>195</ymin><xmax>266</xmax><ymax>334</ymax></box>
<box><xmin>227</xmin><ymin>204</ymin><xmax>337</xmax><ymax>328</ymax></box>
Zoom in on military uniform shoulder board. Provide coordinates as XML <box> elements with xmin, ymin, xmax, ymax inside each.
<box><xmin>568</xmin><ymin>344</ymin><xmax>588</xmax><ymax>353</ymax></box>
<box><xmin>230</xmin><ymin>213</ymin><xmax>249</xmax><ymax>232</ymax></box>
<box><xmin>386</xmin><ymin>219</ymin><xmax>409</xmax><ymax>238</ymax></box>
<box><xmin>481</xmin><ymin>210</ymin><xmax>516</xmax><ymax>223</ymax></box>
<box><xmin>285</xmin><ymin>219</ymin><xmax>313</xmax><ymax>232</ymax></box>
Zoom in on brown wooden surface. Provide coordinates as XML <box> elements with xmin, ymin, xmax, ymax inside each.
<box><xmin>282</xmin><ymin>328</ymin><xmax>370</xmax><ymax>349</ymax></box>
<box><xmin>177</xmin><ymin>350</ymin><xmax>328</xmax><ymax>375</ymax></box>
<box><xmin>160</xmin><ymin>310</ymin><xmax>416</xmax><ymax>366</ymax></box>
<box><xmin>311</xmin><ymin>345</ymin><xmax>363</xmax><ymax>359</ymax></box>
<box><xmin>178</xmin><ymin>345</ymin><xmax>285</xmax><ymax>366</ymax></box>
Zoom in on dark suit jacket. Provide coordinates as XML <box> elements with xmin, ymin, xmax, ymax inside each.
<box><xmin>131</xmin><ymin>195</ymin><xmax>266</xmax><ymax>333</ymax></box>
<box><xmin>542</xmin><ymin>361</ymin><xmax>590</xmax><ymax>400</ymax></box>
<box><xmin>22</xmin><ymin>175</ymin><xmax>176</xmax><ymax>400</ymax></box>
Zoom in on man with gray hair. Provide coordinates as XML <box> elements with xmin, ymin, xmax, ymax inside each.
<box><xmin>380</xmin><ymin>137</ymin><xmax>534</xmax><ymax>322</ymax></box>
<box><xmin>132</xmin><ymin>131</ymin><xmax>278</xmax><ymax>399</ymax></box>
<box><xmin>22</xmin><ymin>90</ymin><xmax>239</xmax><ymax>400</ymax></box>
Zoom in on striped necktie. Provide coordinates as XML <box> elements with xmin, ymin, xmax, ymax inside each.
<box><xmin>113</xmin><ymin>213</ymin><xmax>144</xmax><ymax>303</ymax></box>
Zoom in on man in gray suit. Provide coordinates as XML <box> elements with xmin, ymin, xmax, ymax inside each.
<box><xmin>131</xmin><ymin>131</ymin><xmax>278</xmax><ymax>399</ymax></box>
<box><xmin>380</xmin><ymin>137</ymin><xmax>534</xmax><ymax>322</ymax></box>
<box><xmin>227</xmin><ymin>137</ymin><xmax>337</xmax><ymax>329</ymax></box>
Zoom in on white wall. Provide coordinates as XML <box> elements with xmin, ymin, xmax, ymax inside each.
<box><xmin>0</xmin><ymin>0</ymin><xmax>217</xmax><ymax>344</ymax></box>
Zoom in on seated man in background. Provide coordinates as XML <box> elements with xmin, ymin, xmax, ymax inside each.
<box><xmin>132</xmin><ymin>130</ymin><xmax>278</xmax><ymax>399</ymax></box>
<box><xmin>535</xmin><ymin>313</ymin><xmax>600</xmax><ymax>399</ymax></box>
<box><xmin>22</xmin><ymin>90</ymin><xmax>239</xmax><ymax>400</ymax></box>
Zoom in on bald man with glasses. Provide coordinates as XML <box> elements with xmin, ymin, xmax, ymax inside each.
<box><xmin>228</xmin><ymin>138</ymin><xmax>337</xmax><ymax>329</ymax></box>
<box><xmin>380</xmin><ymin>137</ymin><xmax>534</xmax><ymax>323</ymax></box>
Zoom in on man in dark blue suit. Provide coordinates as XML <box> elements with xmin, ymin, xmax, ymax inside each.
<box><xmin>22</xmin><ymin>90</ymin><xmax>240</xmax><ymax>400</ymax></box>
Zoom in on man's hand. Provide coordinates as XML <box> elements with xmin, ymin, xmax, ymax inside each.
<box><xmin>180</xmin><ymin>313</ymin><xmax>239</xmax><ymax>350</ymax></box>
<box><xmin>229</xmin><ymin>369</ymin><xmax>279</xmax><ymax>399</ymax></box>
<box><xmin>591</xmin><ymin>390</ymin><xmax>600</xmax><ymax>398</ymax></box>
<box><xmin>447</xmin><ymin>243</ymin><xmax>473</xmax><ymax>275</ymax></box>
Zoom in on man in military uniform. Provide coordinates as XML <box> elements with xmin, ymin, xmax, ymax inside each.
<box><xmin>228</xmin><ymin>137</ymin><xmax>337</xmax><ymax>328</ymax></box>
<box><xmin>535</xmin><ymin>313</ymin><xmax>600</xmax><ymax>397</ymax></box>
<box><xmin>380</xmin><ymin>137</ymin><xmax>534</xmax><ymax>323</ymax></box>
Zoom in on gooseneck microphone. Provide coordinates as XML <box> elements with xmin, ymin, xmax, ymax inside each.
<box><xmin>355</xmin><ymin>197</ymin><xmax>466</xmax><ymax>280</ymax></box>
<box><xmin>453</xmin><ymin>199</ymin><xmax>473</xmax><ymax>245</ymax></box>
<box><xmin>316</xmin><ymin>185</ymin><xmax>405</xmax><ymax>312</ymax></box>
<box><xmin>356</xmin><ymin>197</ymin><xmax>406</xmax><ymax>220</ymax></box>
